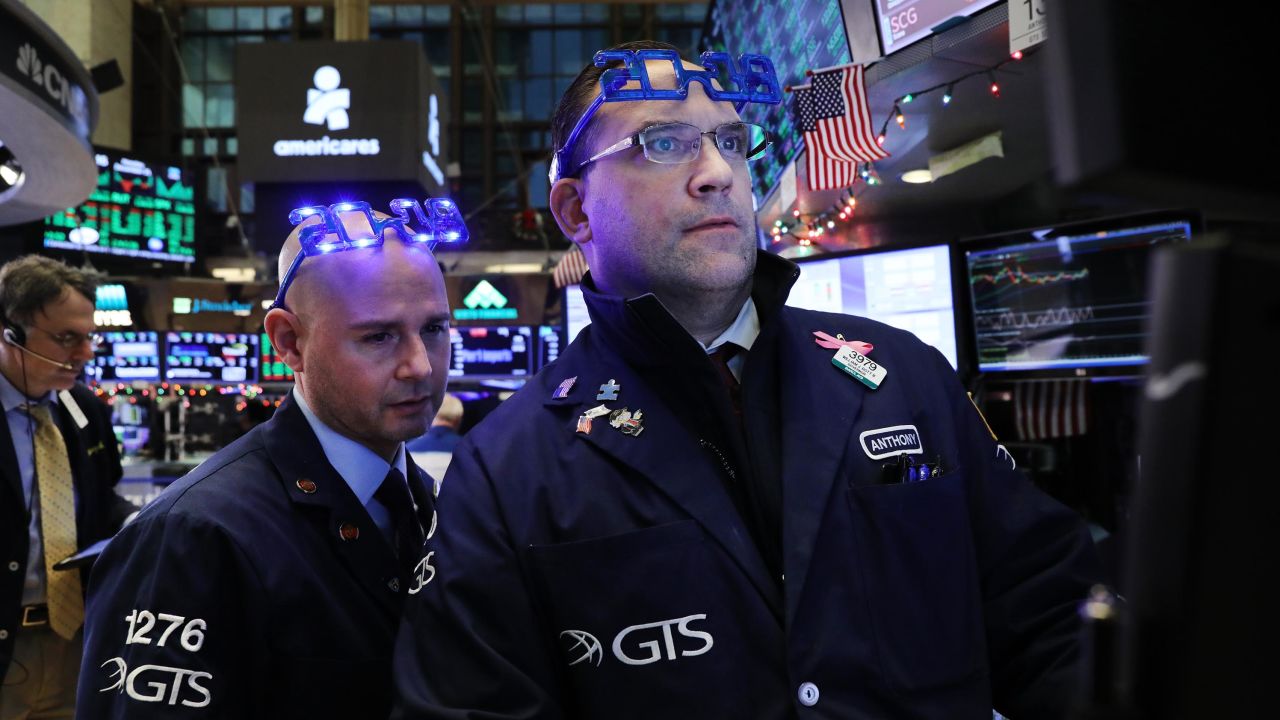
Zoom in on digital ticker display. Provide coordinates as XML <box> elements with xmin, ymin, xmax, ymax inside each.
<box><xmin>43</xmin><ymin>152</ymin><xmax>196</xmax><ymax>264</ymax></box>
<box><xmin>702</xmin><ymin>0</ymin><xmax>851</xmax><ymax>201</ymax></box>
<box><xmin>875</xmin><ymin>0</ymin><xmax>1002</xmax><ymax>57</ymax></box>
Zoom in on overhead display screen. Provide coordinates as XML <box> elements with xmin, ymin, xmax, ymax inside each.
<box><xmin>165</xmin><ymin>332</ymin><xmax>259</xmax><ymax>384</ymax></box>
<box><xmin>788</xmin><ymin>244</ymin><xmax>958</xmax><ymax>369</ymax></box>
<box><xmin>874</xmin><ymin>0</ymin><xmax>1002</xmax><ymax>56</ymax></box>
<box><xmin>89</xmin><ymin>331</ymin><xmax>162</xmax><ymax>383</ymax></box>
<box><xmin>703</xmin><ymin>0</ymin><xmax>851</xmax><ymax>201</ymax></box>
<box><xmin>43</xmin><ymin>151</ymin><xmax>196</xmax><ymax>264</ymax></box>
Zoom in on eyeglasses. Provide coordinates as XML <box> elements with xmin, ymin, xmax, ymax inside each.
<box><xmin>574</xmin><ymin>122</ymin><xmax>772</xmax><ymax>176</ymax></box>
<box><xmin>29</xmin><ymin>325</ymin><xmax>102</xmax><ymax>351</ymax></box>
<box><xmin>272</xmin><ymin>198</ymin><xmax>469</xmax><ymax>311</ymax></box>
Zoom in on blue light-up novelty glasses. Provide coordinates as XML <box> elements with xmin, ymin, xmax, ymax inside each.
<box><xmin>549</xmin><ymin>49</ymin><xmax>783</xmax><ymax>183</ymax></box>
<box><xmin>271</xmin><ymin>197</ymin><xmax>469</xmax><ymax>311</ymax></box>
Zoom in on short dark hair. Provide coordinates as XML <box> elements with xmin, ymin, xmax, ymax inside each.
<box><xmin>550</xmin><ymin>39</ymin><xmax>684</xmax><ymax>180</ymax></box>
<box><xmin>0</xmin><ymin>255</ymin><xmax>101</xmax><ymax>327</ymax></box>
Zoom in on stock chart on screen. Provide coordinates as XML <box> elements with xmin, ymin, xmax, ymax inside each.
<box><xmin>702</xmin><ymin>0</ymin><xmax>851</xmax><ymax>200</ymax></box>
<box><xmin>43</xmin><ymin>151</ymin><xmax>196</xmax><ymax>264</ymax></box>
<box><xmin>964</xmin><ymin>216</ymin><xmax>1195</xmax><ymax>374</ymax></box>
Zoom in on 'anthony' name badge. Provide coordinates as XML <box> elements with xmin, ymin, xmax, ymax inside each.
<box><xmin>832</xmin><ymin>345</ymin><xmax>887</xmax><ymax>390</ymax></box>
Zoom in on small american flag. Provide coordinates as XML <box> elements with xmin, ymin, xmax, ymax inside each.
<box><xmin>792</xmin><ymin>63</ymin><xmax>888</xmax><ymax>191</ymax></box>
<box><xmin>1014</xmin><ymin>379</ymin><xmax>1090</xmax><ymax>441</ymax></box>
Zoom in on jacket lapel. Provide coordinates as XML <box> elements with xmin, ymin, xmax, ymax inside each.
<box><xmin>549</xmin><ymin>351</ymin><xmax>783</xmax><ymax>617</ymax></box>
<box><xmin>263</xmin><ymin>397</ymin><xmax>401</xmax><ymax>616</ymax></box>
<box><xmin>776</xmin><ymin>309</ymin><xmax>869</xmax><ymax>623</ymax></box>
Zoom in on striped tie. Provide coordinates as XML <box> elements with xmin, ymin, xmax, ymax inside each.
<box><xmin>25</xmin><ymin>404</ymin><xmax>84</xmax><ymax>640</ymax></box>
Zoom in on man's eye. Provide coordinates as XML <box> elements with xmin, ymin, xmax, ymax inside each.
<box><xmin>719</xmin><ymin>134</ymin><xmax>744</xmax><ymax>153</ymax></box>
<box><xmin>365</xmin><ymin>332</ymin><xmax>394</xmax><ymax>344</ymax></box>
<box><xmin>422</xmin><ymin>324</ymin><xmax>447</xmax><ymax>336</ymax></box>
<box><xmin>649</xmin><ymin>136</ymin><xmax>680</xmax><ymax>153</ymax></box>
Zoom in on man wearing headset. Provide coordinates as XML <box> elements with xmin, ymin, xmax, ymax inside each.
<box><xmin>392</xmin><ymin>42</ymin><xmax>1102</xmax><ymax>718</ymax></box>
<box><xmin>0</xmin><ymin>255</ymin><xmax>131</xmax><ymax>719</ymax></box>
<box><xmin>77</xmin><ymin>204</ymin><xmax>460</xmax><ymax>719</ymax></box>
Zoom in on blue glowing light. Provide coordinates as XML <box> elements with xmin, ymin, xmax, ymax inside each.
<box><xmin>550</xmin><ymin>48</ymin><xmax>783</xmax><ymax>182</ymax></box>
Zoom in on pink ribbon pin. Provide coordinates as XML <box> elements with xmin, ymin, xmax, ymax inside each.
<box><xmin>813</xmin><ymin>331</ymin><xmax>873</xmax><ymax>356</ymax></box>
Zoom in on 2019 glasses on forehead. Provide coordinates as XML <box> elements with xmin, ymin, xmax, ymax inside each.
<box><xmin>549</xmin><ymin>49</ymin><xmax>784</xmax><ymax>183</ymax></box>
<box><xmin>271</xmin><ymin>197</ymin><xmax>469</xmax><ymax>311</ymax></box>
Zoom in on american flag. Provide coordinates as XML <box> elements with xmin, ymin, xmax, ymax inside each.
<box><xmin>1014</xmin><ymin>379</ymin><xmax>1090</xmax><ymax>441</ymax></box>
<box><xmin>792</xmin><ymin>63</ymin><xmax>888</xmax><ymax>191</ymax></box>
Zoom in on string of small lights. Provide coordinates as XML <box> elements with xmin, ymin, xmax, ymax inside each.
<box><xmin>772</xmin><ymin>47</ymin><xmax>1037</xmax><ymax>245</ymax></box>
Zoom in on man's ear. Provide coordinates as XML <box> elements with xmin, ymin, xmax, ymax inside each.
<box><xmin>263</xmin><ymin>308</ymin><xmax>305</xmax><ymax>374</ymax></box>
<box><xmin>549</xmin><ymin>178</ymin><xmax>592</xmax><ymax>245</ymax></box>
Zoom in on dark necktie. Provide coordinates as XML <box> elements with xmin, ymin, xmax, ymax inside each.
<box><xmin>374</xmin><ymin>468</ymin><xmax>425</xmax><ymax>577</ymax></box>
<box><xmin>709</xmin><ymin>342</ymin><xmax>744</xmax><ymax>424</ymax></box>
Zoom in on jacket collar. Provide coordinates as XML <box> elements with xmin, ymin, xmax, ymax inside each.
<box><xmin>261</xmin><ymin>395</ymin><xmax>406</xmax><ymax>614</ymax></box>
<box><xmin>578</xmin><ymin>250</ymin><xmax>800</xmax><ymax>371</ymax></box>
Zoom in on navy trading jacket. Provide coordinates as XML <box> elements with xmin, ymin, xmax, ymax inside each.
<box><xmin>392</xmin><ymin>252</ymin><xmax>1102</xmax><ymax>720</ymax></box>
<box><xmin>1</xmin><ymin>383</ymin><xmax>132</xmax><ymax>681</ymax></box>
<box><xmin>76</xmin><ymin>395</ymin><xmax>436</xmax><ymax>719</ymax></box>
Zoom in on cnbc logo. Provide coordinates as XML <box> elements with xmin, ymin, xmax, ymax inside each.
<box><xmin>454</xmin><ymin>280</ymin><xmax>517</xmax><ymax>321</ymax></box>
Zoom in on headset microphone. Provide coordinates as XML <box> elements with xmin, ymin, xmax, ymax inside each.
<box><xmin>2</xmin><ymin>328</ymin><xmax>76</xmax><ymax>371</ymax></box>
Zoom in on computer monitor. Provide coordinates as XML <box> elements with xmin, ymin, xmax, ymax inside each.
<box><xmin>960</xmin><ymin>211</ymin><xmax>1198</xmax><ymax>378</ymax></box>
<box><xmin>537</xmin><ymin>325</ymin><xmax>563</xmax><ymax>371</ymax></box>
<box><xmin>259</xmin><ymin>331</ymin><xmax>295</xmax><ymax>383</ymax></box>
<box><xmin>448</xmin><ymin>326</ymin><xmax>534</xmax><ymax>379</ymax></box>
<box><xmin>563</xmin><ymin>284</ymin><xmax>590</xmax><ymax>345</ymax></box>
<box><xmin>164</xmin><ymin>332</ymin><xmax>260</xmax><ymax>384</ymax></box>
<box><xmin>788</xmin><ymin>243</ymin><xmax>959</xmax><ymax>369</ymax></box>
<box><xmin>111</xmin><ymin>400</ymin><xmax>150</xmax><ymax>456</ymax></box>
<box><xmin>90</xmin><ymin>331</ymin><xmax>162</xmax><ymax>383</ymax></box>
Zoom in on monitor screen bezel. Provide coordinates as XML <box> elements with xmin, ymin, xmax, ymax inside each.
<box><xmin>955</xmin><ymin>209</ymin><xmax>1203</xmax><ymax>381</ymax></box>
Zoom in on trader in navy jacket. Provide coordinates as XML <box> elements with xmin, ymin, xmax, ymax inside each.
<box><xmin>77</xmin><ymin>208</ymin><xmax>451</xmax><ymax>718</ymax></box>
<box><xmin>392</xmin><ymin>41</ymin><xmax>1102</xmax><ymax>719</ymax></box>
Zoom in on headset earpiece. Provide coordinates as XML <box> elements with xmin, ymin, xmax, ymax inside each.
<box><xmin>2</xmin><ymin>326</ymin><xmax>22</xmax><ymax>347</ymax></box>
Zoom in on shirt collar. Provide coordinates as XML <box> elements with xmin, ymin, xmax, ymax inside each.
<box><xmin>292</xmin><ymin>387</ymin><xmax>406</xmax><ymax>506</ymax></box>
<box><xmin>703</xmin><ymin>297</ymin><xmax>760</xmax><ymax>355</ymax></box>
<box><xmin>0</xmin><ymin>369</ymin><xmax>57</xmax><ymax>413</ymax></box>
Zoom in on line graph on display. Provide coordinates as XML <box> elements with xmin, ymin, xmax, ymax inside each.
<box><xmin>970</xmin><ymin>264</ymin><xmax>1090</xmax><ymax>287</ymax></box>
<box><xmin>974</xmin><ymin>305</ymin><xmax>1096</xmax><ymax>332</ymax></box>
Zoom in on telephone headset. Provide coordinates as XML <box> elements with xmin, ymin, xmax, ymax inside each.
<box><xmin>0</xmin><ymin>304</ymin><xmax>75</xmax><ymax>371</ymax></box>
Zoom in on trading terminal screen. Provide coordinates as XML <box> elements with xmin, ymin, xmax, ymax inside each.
<box><xmin>90</xmin><ymin>331</ymin><xmax>162</xmax><ymax>383</ymax></box>
<box><xmin>165</xmin><ymin>332</ymin><xmax>260</xmax><ymax>384</ymax></box>
<box><xmin>963</xmin><ymin>216</ymin><xmax>1195</xmax><ymax>374</ymax></box>
<box><xmin>449</xmin><ymin>326</ymin><xmax>534</xmax><ymax>379</ymax></box>
<box><xmin>788</xmin><ymin>244</ymin><xmax>959</xmax><ymax>368</ymax></box>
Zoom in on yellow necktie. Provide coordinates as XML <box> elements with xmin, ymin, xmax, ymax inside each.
<box><xmin>27</xmin><ymin>404</ymin><xmax>84</xmax><ymax>640</ymax></box>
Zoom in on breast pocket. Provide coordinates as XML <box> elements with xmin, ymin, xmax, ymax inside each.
<box><xmin>525</xmin><ymin>520</ymin><xmax>777</xmax><ymax>718</ymax></box>
<box><xmin>847</xmin><ymin>472</ymin><xmax>987</xmax><ymax>693</ymax></box>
